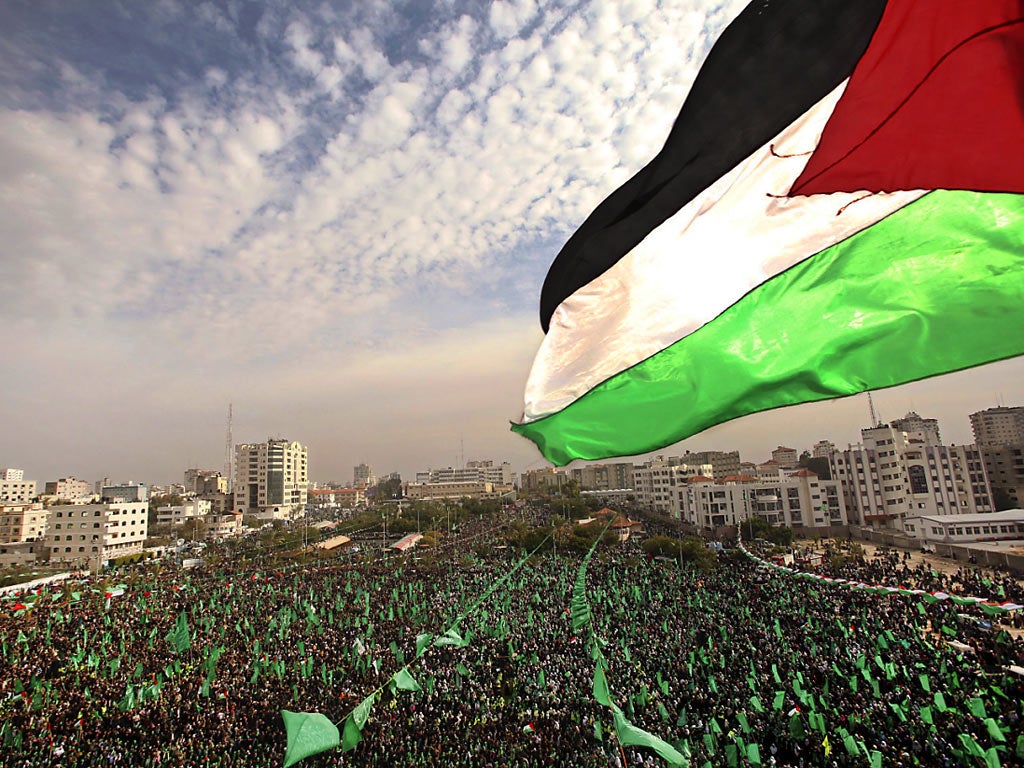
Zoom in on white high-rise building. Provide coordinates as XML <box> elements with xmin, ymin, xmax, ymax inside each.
<box><xmin>970</xmin><ymin>406</ymin><xmax>1024</xmax><ymax>447</ymax></box>
<box><xmin>236</xmin><ymin>440</ymin><xmax>309</xmax><ymax>520</ymax></box>
<box><xmin>971</xmin><ymin>405</ymin><xmax>1024</xmax><ymax>510</ymax></box>
<box><xmin>832</xmin><ymin>419</ymin><xmax>992</xmax><ymax>532</ymax></box>
<box><xmin>45</xmin><ymin>502</ymin><xmax>148</xmax><ymax>565</ymax></box>
<box><xmin>634</xmin><ymin>457</ymin><xmax>714</xmax><ymax>516</ymax></box>
<box><xmin>676</xmin><ymin>471</ymin><xmax>847</xmax><ymax>533</ymax></box>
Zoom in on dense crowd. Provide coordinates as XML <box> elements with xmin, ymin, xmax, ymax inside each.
<box><xmin>2</xmin><ymin>520</ymin><xmax>1023</xmax><ymax>768</ymax></box>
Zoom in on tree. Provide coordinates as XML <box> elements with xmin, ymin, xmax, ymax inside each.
<box><xmin>642</xmin><ymin>535</ymin><xmax>717</xmax><ymax>570</ymax></box>
<box><xmin>373</xmin><ymin>477</ymin><xmax>403</xmax><ymax>500</ymax></box>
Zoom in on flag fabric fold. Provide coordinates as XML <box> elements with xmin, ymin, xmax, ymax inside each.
<box><xmin>514</xmin><ymin>0</ymin><xmax>1024</xmax><ymax>465</ymax></box>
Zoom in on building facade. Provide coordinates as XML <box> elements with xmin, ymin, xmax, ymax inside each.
<box><xmin>904</xmin><ymin>510</ymin><xmax>1024</xmax><ymax>544</ymax></box>
<box><xmin>155</xmin><ymin>499</ymin><xmax>212</xmax><ymax>527</ymax></box>
<box><xmin>971</xmin><ymin>406</ymin><xmax>1024</xmax><ymax>510</ymax></box>
<box><xmin>185</xmin><ymin>469</ymin><xmax>228</xmax><ymax>495</ymax></box>
<box><xmin>0</xmin><ymin>502</ymin><xmax>48</xmax><ymax>543</ymax></box>
<box><xmin>404</xmin><ymin>480</ymin><xmax>513</xmax><ymax>501</ymax></box>
<box><xmin>770</xmin><ymin>446</ymin><xmax>799</xmax><ymax>468</ymax></box>
<box><xmin>235</xmin><ymin>439</ymin><xmax>309</xmax><ymax>520</ymax></box>
<box><xmin>676</xmin><ymin>471</ymin><xmax>847</xmax><ymax>534</ymax></box>
<box><xmin>0</xmin><ymin>470</ymin><xmax>37</xmax><ymax>503</ymax></box>
<box><xmin>519</xmin><ymin>467</ymin><xmax>568</xmax><ymax>493</ymax></box>
<box><xmin>634</xmin><ymin>458</ymin><xmax>714</xmax><ymax>516</ymax></box>
<box><xmin>674</xmin><ymin>451</ymin><xmax>741</xmax><ymax>480</ymax></box>
<box><xmin>101</xmin><ymin>483</ymin><xmax>148</xmax><ymax>502</ymax></box>
<box><xmin>832</xmin><ymin>420</ymin><xmax>993</xmax><ymax>532</ymax></box>
<box><xmin>970</xmin><ymin>406</ymin><xmax>1024</xmax><ymax>446</ymax></box>
<box><xmin>44</xmin><ymin>502</ymin><xmax>148</xmax><ymax>565</ymax></box>
<box><xmin>568</xmin><ymin>462</ymin><xmax>635</xmax><ymax>491</ymax></box>
<box><xmin>43</xmin><ymin>477</ymin><xmax>94</xmax><ymax>501</ymax></box>
<box><xmin>353</xmin><ymin>463</ymin><xmax>376</xmax><ymax>489</ymax></box>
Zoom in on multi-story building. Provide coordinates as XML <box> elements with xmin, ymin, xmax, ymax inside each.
<box><xmin>417</xmin><ymin>461</ymin><xmax>515</xmax><ymax>487</ymax></box>
<box><xmin>812</xmin><ymin>441</ymin><xmax>836</xmax><ymax>459</ymax></box>
<box><xmin>891</xmin><ymin>411</ymin><xmax>941</xmax><ymax>444</ymax></box>
<box><xmin>353</xmin><ymin>463</ymin><xmax>375</xmax><ymax>489</ymax></box>
<box><xmin>832</xmin><ymin>419</ymin><xmax>993</xmax><ymax>531</ymax></box>
<box><xmin>465</xmin><ymin>460</ymin><xmax>515</xmax><ymax>486</ymax></box>
<box><xmin>674</xmin><ymin>450</ymin><xmax>741</xmax><ymax>480</ymax></box>
<box><xmin>634</xmin><ymin>457</ymin><xmax>714</xmax><ymax>516</ymax></box>
<box><xmin>971</xmin><ymin>406</ymin><xmax>1024</xmax><ymax>510</ymax></box>
<box><xmin>0</xmin><ymin>502</ymin><xmax>48</xmax><ymax>543</ymax></box>
<box><xmin>206</xmin><ymin>512</ymin><xmax>243</xmax><ymax>540</ymax></box>
<box><xmin>970</xmin><ymin>406</ymin><xmax>1024</xmax><ymax>446</ymax></box>
<box><xmin>568</xmin><ymin>462</ymin><xmax>635</xmax><ymax>491</ymax></box>
<box><xmin>101</xmin><ymin>483</ymin><xmax>148</xmax><ymax>502</ymax></box>
<box><xmin>404</xmin><ymin>480</ymin><xmax>513</xmax><ymax>501</ymax></box>
<box><xmin>155</xmin><ymin>499</ymin><xmax>212</xmax><ymax>527</ymax></box>
<box><xmin>44</xmin><ymin>502</ymin><xmax>148</xmax><ymax>566</ymax></box>
<box><xmin>184</xmin><ymin>469</ymin><xmax>228</xmax><ymax>495</ymax></box>
<box><xmin>0</xmin><ymin>469</ymin><xmax>36</xmax><ymax>503</ymax></box>
<box><xmin>519</xmin><ymin>467</ymin><xmax>568</xmax><ymax>494</ymax></box>
<box><xmin>770</xmin><ymin>446</ymin><xmax>799</xmax><ymax>469</ymax></box>
<box><xmin>235</xmin><ymin>439</ymin><xmax>309</xmax><ymax>520</ymax></box>
<box><xmin>43</xmin><ymin>477</ymin><xmax>94</xmax><ymax>502</ymax></box>
<box><xmin>677</xmin><ymin>471</ymin><xmax>846</xmax><ymax>534</ymax></box>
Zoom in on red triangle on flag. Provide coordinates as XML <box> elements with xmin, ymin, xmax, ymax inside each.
<box><xmin>791</xmin><ymin>1</ymin><xmax>1024</xmax><ymax>196</ymax></box>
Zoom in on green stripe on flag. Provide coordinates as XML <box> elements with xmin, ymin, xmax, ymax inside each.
<box><xmin>513</xmin><ymin>190</ymin><xmax>1024</xmax><ymax>464</ymax></box>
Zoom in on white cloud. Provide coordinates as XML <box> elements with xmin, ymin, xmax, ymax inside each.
<box><xmin>489</xmin><ymin>0</ymin><xmax>538</xmax><ymax>41</ymax></box>
<box><xmin>14</xmin><ymin>0</ymin><xmax>1003</xmax><ymax>484</ymax></box>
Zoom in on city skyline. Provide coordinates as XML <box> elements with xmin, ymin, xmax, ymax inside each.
<box><xmin>3</xmin><ymin>0</ymin><xmax>1022</xmax><ymax>485</ymax></box>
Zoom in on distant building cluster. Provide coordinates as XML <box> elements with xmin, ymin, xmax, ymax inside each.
<box><xmin>520</xmin><ymin>406</ymin><xmax>1024</xmax><ymax>544</ymax></box>
<box><xmin>3</xmin><ymin>403</ymin><xmax>1024</xmax><ymax>572</ymax></box>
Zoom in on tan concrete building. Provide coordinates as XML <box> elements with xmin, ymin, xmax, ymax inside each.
<box><xmin>0</xmin><ymin>502</ymin><xmax>48</xmax><ymax>543</ymax></box>
<box><xmin>45</xmin><ymin>502</ymin><xmax>148</xmax><ymax>565</ymax></box>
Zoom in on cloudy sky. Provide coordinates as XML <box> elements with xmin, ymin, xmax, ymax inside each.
<box><xmin>2</xmin><ymin>0</ymin><xmax>1020</xmax><ymax>487</ymax></box>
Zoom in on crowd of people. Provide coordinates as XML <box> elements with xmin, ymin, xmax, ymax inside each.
<box><xmin>2</xmin><ymin>516</ymin><xmax>1023</xmax><ymax>768</ymax></box>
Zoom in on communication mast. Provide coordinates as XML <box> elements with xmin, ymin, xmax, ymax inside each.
<box><xmin>224</xmin><ymin>403</ymin><xmax>234</xmax><ymax>492</ymax></box>
<box><xmin>867</xmin><ymin>392</ymin><xmax>882</xmax><ymax>428</ymax></box>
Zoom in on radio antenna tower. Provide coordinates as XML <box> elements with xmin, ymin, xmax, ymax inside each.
<box><xmin>867</xmin><ymin>392</ymin><xmax>881</xmax><ymax>428</ymax></box>
<box><xmin>224</xmin><ymin>403</ymin><xmax>234</xmax><ymax>492</ymax></box>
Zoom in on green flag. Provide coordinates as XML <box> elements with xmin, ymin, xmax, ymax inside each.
<box><xmin>612</xmin><ymin>706</ymin><xmax>687</xmax><ymax>767</ymax></box>
<box><xmin>737</xmin><ymin>712</ymin><xmax>750</xmax><ymax>734</ymax></box>
<box><xmin>415</xmin><ymin>633</ymin><xmax>434</xmax><ymax>658</ymax></box>
<box><xmin>390</xmin><ymin>667</ymin><xmax>420</xmax><ymax>693</ymax></box>
<box><xmin>282</xmin><ymin>710</ymin><xmax>340</xmax><ymax>768</ymax></box>
<box><xmin>747</xmin><ymin>743</ymin><xmax>762</xmax><ymax>766</ymax></box>
<box><xmin>593</xmin><ymin>666</ymin><xmax>611</xmax><ymax>707</ymax></box>
<box><xmin>984</xmin><ymin>718</ymin><xmax>1006</xmax><ymax>743</ymax></box>
<box><xmin>967</xmin><ymin>698</ymin><xmax>987</xmax><ymax>719</ymax></box>
<box><xmin>959</xmin><ymin>733</ymin><xmax>985</xmax><ymax>760</ymax></box>
<box><xmin>772</xmin><ymin>691</ymin><xmax>785</xmax><ymax>711</ymax></box>
<box><xmin>750</xmin><ymin>696</ymin><xmax>764</xmax><ymax>713</ymax></box>
<box><xmin>166</xmin><ymin>611</ymin><xmax>191</xmax><ymax>654</ymax></box>
<box><xmin>985</xmin><ymin>747</ymin><xmax>1001</xmax><ymax>768</ymax></box>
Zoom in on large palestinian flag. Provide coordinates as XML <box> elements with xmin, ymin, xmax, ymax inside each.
<box><xmin>512</xmin><ymin>0</ymin><xmax>1024</xmax><ymax>466</ymax></box>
